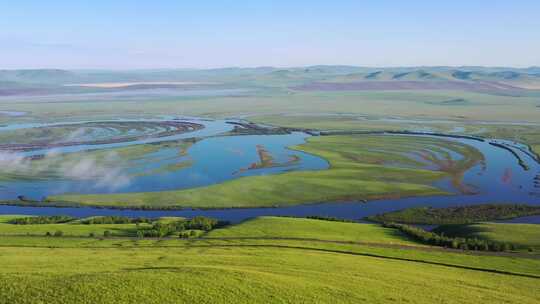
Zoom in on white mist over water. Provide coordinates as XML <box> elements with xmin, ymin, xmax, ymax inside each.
<box><xmin>0</xmin><ymin>150</ymin><xmax>131</xmax><ymax>191</ymax></box>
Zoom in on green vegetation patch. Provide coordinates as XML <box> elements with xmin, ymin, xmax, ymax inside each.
<box><xmin>8</xmin><ymin>215</ymin><xmax>76</xmax><ymax>225</ymax></box>
<box><xmin>532</xmin><ymin>144</ymin><xmax>540</xmax><ymax>157</ymax></box>
<box><xmin>367</xmin><ymin>204</ymin><xmax>540</xmax><ymax>224</ymax></box>
<box><xmin>0</xmin><ymin>244</ymin><xmax>538</xmax><ymax>304</ymax></box>
<box><xmin>206</xmin><ymin>216</ymin><xmax>418</xmax><ymax>245</ymax></box>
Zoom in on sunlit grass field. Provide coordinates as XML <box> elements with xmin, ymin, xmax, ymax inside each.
<box><xmin>0</xmin><ymin>216</ymin><xmax>539</xmax><ymax>303</ymax></box>
<box><xmin>205</xmin><ymin>216</ymin><xmax>420</xmax><ymax>245</ymax></box>
<box><xmin>2</xmin><ymin>245</ymin><xmax>539</xmax><ymax>304</ymax></box>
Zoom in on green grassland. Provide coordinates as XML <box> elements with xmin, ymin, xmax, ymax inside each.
<box><xmin>435</xmin><ymin>223</ymin><xmax>540</xmax><ymax>251</ymax></box>
<box><xmin>2</xmin><ymin>89</ymin><xmax>540</xmax><ymax>125</ymax></box>
<box><xmin>206</xmin><ymin>216</ymin><xmax>419</xmax><ymax>245</ymax></box>
<box><xmin>2</xmin><ymin>245</ymin><xmax>538</xmax><ymax>304</ymax></box>
<box><xmin>0</xmin><ymin>216</ymin><xmax>539</xmax><ymax>303</ymax></box>
<box><xmin>48</xmin><ymin>134</ymin><xmax>484</xmax><ymax>208</ymax></box>
<box><xmin>533</xmin><ymin>144</ymin><xmax>540</xmax><ymax>156</ymax></box>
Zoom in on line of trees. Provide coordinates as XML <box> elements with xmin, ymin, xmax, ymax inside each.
<box><xmin>367</xmin><ymin>204</ymin><xmax>540</xmax><ymax>225</ymax></box>
<box><xmin>10</xmin><ymin>215</ymin><xmax>75</xmax><ymax>225</ymax></box>
<box><xmin>382</xmin><ymin>222</ymin><xmax>516</xmax><ymax>252</ymax></box>
<box><xmin>81</xmin><ymin>216</ymin><xmax>153</xmax><ymax>225</ymax></box>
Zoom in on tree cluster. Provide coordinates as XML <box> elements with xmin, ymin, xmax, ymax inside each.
<box><xmin>81</xmin><ymin>216</ymin><xmax>153</xmax><ymax>225</ymax></box>
<box><xmin>368</xmin><ymin>204</ymin><xmax>540</xmax><ymax>225</ymax></box>
<box><xmin>382</xmin><ymin>222</ymin><xmax>516</xmax><ymax>252</ymax></box>
<box><xmin>136</xmin><ymin>216</ymin><xmax>225</xmax><ymax>238</ymax></box>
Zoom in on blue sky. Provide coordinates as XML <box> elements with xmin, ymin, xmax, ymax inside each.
<box><xmin>0</xmin><ymin>1</ymin><xmax>539</xmax><ymax>69</ymax></box>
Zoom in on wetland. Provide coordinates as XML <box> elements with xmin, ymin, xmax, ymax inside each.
<box><xmin>0</xmin><ymin>117</ymin><xmax>539</xmax><ymax>222</ymax></box>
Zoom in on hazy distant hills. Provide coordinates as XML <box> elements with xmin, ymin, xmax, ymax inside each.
<box><xmin>0</xmin><ymin>66</ymin><xmax>539</xmax><ymax>96</ymax></box>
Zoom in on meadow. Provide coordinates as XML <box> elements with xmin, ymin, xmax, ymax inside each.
<box><xmin>0</xmin><ymin>215</ymin><xmax>539</xmax><ymax>303</ymax></box>
<box><xmin>2</xmin><ymin>89</ymin><xmax>540</xmax><ymax>124</ymax></box>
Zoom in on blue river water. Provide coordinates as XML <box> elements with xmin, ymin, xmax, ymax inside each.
<box><xmin>0</xmin><ymin>118</ymin><xmax>539</xmax><ymax>223</ymax></box>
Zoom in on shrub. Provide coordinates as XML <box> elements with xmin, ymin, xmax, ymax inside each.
<box><xmin>53</xmin><ymin>230</ymin><xmax>63</xmax><ymax>237</ymax></box>
<box><xmin>185</xmin><ymin>216</ymin><xmax>219</xmax><ymax>231</ymax></box>
<box><xmin>103</xmin><ymin>230</ymin><xmax>112</xmax><ymax>237</ymax></box>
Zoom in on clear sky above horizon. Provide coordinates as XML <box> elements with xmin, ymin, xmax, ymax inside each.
<box><xmin>1</xmin><ymin>1</ymin><xmax>539</xmax><ymax>69</ymax></box>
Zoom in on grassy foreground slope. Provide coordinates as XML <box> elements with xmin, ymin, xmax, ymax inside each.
<box><xmin>0</xmin><ymin>216</ymin><xmax>539</xmax><ymax>303</ymax></box>
<box><xmin>50</xmin><ymin>135</ymin><xmax>482</xmax><ymax>208</ymax></box>
<box><xmin>435</xmin><ymin>223</ymin><xmax>540</xmax><ymax>251</ymax></box>
<box><xmin>1</xmin><ymin>245</ymin><xmax>539</xmax><ymax>304</ymax></box>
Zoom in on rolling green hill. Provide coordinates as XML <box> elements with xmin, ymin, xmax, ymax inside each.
<box><xmin>0</xmin><ymin>215</ymin><xmax>539</xmax><ymax>303</ymax></box>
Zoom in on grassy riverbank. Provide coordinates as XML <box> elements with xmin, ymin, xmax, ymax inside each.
<box><xmin>0</xmin><ymin>216</ymin><xmax>539</xmax><ymax>303</ymax></box>
<box><xmin>46</xmin><ymin>134</ymin><xmax>485</xmax><ymax>208</ymax></box>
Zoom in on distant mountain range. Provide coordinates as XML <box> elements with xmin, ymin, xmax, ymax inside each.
<box><xmin>0</xmin><ymin>66</ymin><xmax>539</xmax><ymax>96</ymax></box>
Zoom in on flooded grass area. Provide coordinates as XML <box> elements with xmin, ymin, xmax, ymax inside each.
<box><xmin>0</xmin><ymin>120</ymin><xmax>202</xmax><ymax>150</ymax></box>
<box><xmin>46</xmin><ymin>134</ymin><xmax>479</xmax><ymax>209</ymax></box>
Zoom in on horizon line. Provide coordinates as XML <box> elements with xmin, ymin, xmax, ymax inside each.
<box><xmin>1</xmin><ymin>64</ymin><xmax>539</xmax><ymax>72</ymax></box>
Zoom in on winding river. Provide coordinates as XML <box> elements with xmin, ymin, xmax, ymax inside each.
<box><xmin>0</xmin><ymin>117</ymin><xmax>539</xmax><ymax>222</ymax></box>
